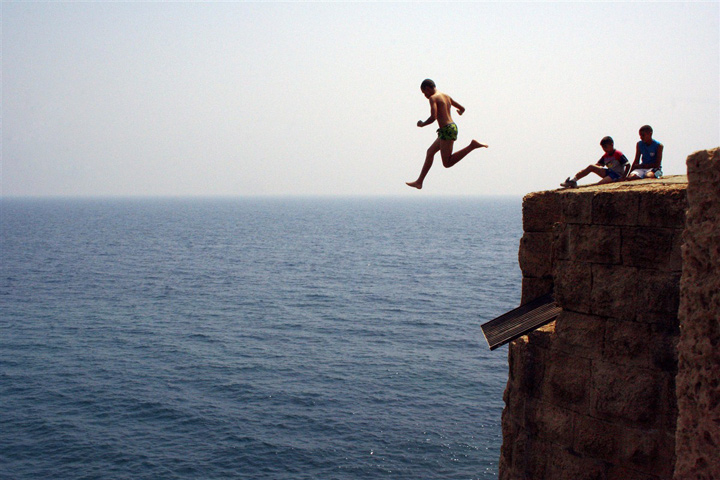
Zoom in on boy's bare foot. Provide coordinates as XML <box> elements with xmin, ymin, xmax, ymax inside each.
<box><xmin>406</xmin><ymin>181</ymin><xmax>423</xmax><ymax>189</ymax></box>
<box><xmin>471</xmin><ymin>140</ymin><xmax>488</xmax><ymax>149</ymax></box>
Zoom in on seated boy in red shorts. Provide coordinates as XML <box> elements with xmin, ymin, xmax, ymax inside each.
<box><xmin>560</xmin><ymin>136</ymin><xmax>629</xmax><ymax>188</ymax></box>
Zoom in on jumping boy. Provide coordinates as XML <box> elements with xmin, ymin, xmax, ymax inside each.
<box><xmin>406</xmin><ymin>79</ymin><xmax>487</xmax><ymax>189</ymax></box>
<box><xmin>627</xmin><ymin>125</ymin><xmax>663</xmax><ymax>180</ymax></box>
<box><xmin>560</xmin><ymin>136</ymin><xmax>629</xmax><ymax>188</ymax></box>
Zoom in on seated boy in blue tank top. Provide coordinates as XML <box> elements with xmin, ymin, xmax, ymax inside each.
<box><xmin>560</xmin><ymin>136</ymin><xmax>629</xmax><ymax>188</ymax></box>
<box><xmin>627</xmin><ymin>125</ymin><xmax>664</xmax><ymax>180</ymax></box>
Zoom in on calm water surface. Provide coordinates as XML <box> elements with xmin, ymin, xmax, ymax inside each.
<box><xmin>1</xmin><ymin>197</ymin><xmax>521</xmax><ymax>479</ymax></box>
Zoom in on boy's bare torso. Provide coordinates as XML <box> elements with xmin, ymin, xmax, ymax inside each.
<box><xmin>430</xmin><ymin>92</ymin><xmax>455</xmax><ymax>127</ymax></box>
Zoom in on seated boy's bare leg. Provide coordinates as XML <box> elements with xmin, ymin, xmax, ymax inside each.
<box><xmin>576</xmin><ymin>164</ymin><xmax>604</xmax><ymax>181</ymax></box>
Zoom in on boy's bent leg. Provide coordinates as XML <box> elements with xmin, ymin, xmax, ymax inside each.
<box><xmin>439</xmin><ymin>140</ymin><xmax>455</xmax><ymax>168</ymax></box>
<box><xmin>442</xmin><ymin>139</ymin><xmax>487</xmax><ymax>168</ymax></box>
<box><xmin>407</xmin><ymin>140</ymin><xmax>442</xmax><ymax>189</ymax></box>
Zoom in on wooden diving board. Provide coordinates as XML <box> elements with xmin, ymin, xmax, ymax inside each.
<box><xmin>481</xmin><ymin>293</ymin><xmax>561</xmax><ymax>350</ymax></box>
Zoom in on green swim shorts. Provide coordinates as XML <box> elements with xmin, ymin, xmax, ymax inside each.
<box><xmin>437</xmin><ymin>123</ymin><xmax>458</xmax><ymax>141</ymax></box>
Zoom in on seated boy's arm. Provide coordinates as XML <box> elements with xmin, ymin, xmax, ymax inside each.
<box><xmin>620</xmin><ymin>154</ymin><xmax>630</xmax><ymax>178</ymax></box>
<box><xmin>629</xmin><ymin>144</ymin><xmax>641</xmax><ymax>171</ymax></box>
<box><xmin>655</xmin><ymin>144</ymin><xmax>664</xmax><ymax>168</ymax></box>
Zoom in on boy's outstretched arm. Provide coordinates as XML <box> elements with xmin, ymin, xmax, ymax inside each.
<box><xmin>418</xmin><ymin>98</ymin><xmax>438</xmax><ymax>127</ymax></box>
<box><xmin>451</xmin><ymin>98</ymin><xmax>465</xmax><ymax>115</ymax></box>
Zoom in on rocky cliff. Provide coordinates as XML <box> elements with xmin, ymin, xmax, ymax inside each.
<box><xmin>499</xmin><ymin>148</ymin><xmax>719</xmax><ymax>480</ymax></box>
<box><xmin>674</xmin><ymin>148</ymin><xmax>720</xmax><ymax>479</ymax></box>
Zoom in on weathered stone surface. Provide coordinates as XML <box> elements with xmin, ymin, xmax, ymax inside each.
<box><xmin>509</xmin><ymin>433</ymin><xmax>548</xmax><ymax>480</ymax></box>
<box><xmin>552</xmin><ymin>222</ymin><xmax>570</xmax><ymax>261</ymax></box>
<box><xmin>507</xmin><ymin>336</ymin><xmax>547</xmax><ymax>400</ymax></box>
<box><xmin>620</xmin><ymin>429</ymin><xmax>676</xmax><ymax>477</ymax></box>
<box><xmin>520</xmin><ymin>276</ymin><xmax>553</xmax><ymax>304</ymax></box>
<box><xmin>518</xmin><ymin>231</ymin><xmax>554</xmax><ymax>278</ymax></box>
<box><xmin>674</xmin><ymin>147</ymin><xmax>720</xmax><ymax>480</ymax></box>
<box><xmin>544</xmin><ymin>444</ymin><xmax>607</xmax><ymax>480</ymax></box>
<box><xmin>543</xmin><ymin>352</ymin><xmax>592</xmax><ymax>410</ymax></box>
<box><xmin>523</xmin><ymin>190</ymin><xmax>562</xmax><ymax>232</ymax></box>
<box><xmin>637</xmin><ymin>186</ymin><xmax>687</xmax><ymax>228</ymax></box>
<box><xmin>606</xmin><ymin>466</ymin><xmax>660</xmax><ymax>480</ymax></box>
<box><xmin>552</xmin><ymin>311</ymin><xmax>605</xmax><ymax>360</ymax></box>
<box><xmin>602</xmin><ymin>319</ymin><xmax>654</xmax><ymax>368</ymax></box>
<box><xmin>572</xmin><ymin>415</ymin><xmax>622</xmax><ymax>461</ymax></box>
<box><xmin>621</xmin><ymin>226</ymin><xmax>680</xmax><ymax>271</ymax></box>
<box><xmin>636</xmin><ymin>269</ymin><xmax>681</xmax><ymax>315</ymax></box>
<box><xmin>590</xmin><ymin>264</ymin><xmax>638</xmax><ymax>318</ymax></box>
<box><xmin>564</xmin><ymin>224</ymin><xmax>623</xmax><ymax>265</ymax></box>
<box><xmin>524</xmin><ymin>399</ymin><xmax>574</xmax><ymax>446</ymax></box>
<box><xmin>523</xmin><ymin>321</ymin><xmax>556</xmax><ymax>351</ymax></box>
<box><xmin>591</xmin><ymin>361</ymin><xmax>662</xmax><ymax>427</ymax></box>
<box><xmin>592</xmin><ymin>190</ymin><xmax>639</xmax><ymax>226</ymax></box>
<box><xmin>649</xmin><ymin>322</ymin><xmax>680</xmax><ymax>372</ymax></box>
<box><xmin>561</xmin><ymin>190</ymin><xmax>593</xmax><ymax>224</ymax></box>
<box><xmin>499</xmin><ymin>428</ymin><xmax>530</xmax><ymax>480</ymax></box>
<box><xmin>634</xmin><ymin>309</ymin><xmax>678</xmax><ymax>327</ymax></box>
<box><xmin>554</xmin><ymin>260</ymin><xmax>593</xmax><ymax>313</ymax></box>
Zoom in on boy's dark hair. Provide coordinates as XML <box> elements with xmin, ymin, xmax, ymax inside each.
<box><xmin>420</xmin><ymin>79</ymin><xmax>436</xmax><ymax>90</ymax></box>
<box><xmin>600</xmin><ymin>136</ymin><xmax>614</xmax><ymax>147</ymax></box>
<box><xmin>639</xmin><ymin>125</ymin><xmax>653</xmax><ymax>134</ymax></box>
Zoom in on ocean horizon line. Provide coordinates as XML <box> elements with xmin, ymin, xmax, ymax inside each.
<box><xmin>1</xmin><ymin>193</ymin><xmax>524</xmax><ymax>202</ymax></box>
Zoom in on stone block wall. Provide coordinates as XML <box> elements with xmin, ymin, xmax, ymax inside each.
<box><xmin>674</xmin><ymin>147</ymin><xmax>720</xmax><ymax>479</ymax></box>
<box><xmin>501</xmin><ymin>178</ymin><xmax>688</xmax><ymax>480</ymax></box>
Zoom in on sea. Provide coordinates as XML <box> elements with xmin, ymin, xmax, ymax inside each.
<box><xmin>0</xmin><ymin>196</ymin><xmax>522</xmax><ymax>480</ymax></box>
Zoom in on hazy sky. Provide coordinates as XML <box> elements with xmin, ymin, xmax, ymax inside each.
<box><xmin>3</xmin><ymin>1</ymin><xmax>719</xmax><ymax>197</ymax></box>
